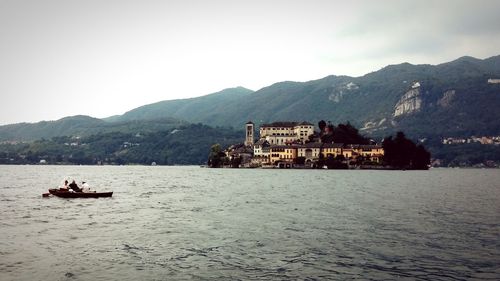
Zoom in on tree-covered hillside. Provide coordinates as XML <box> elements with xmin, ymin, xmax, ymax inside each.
<box><xmin>0</xmin><ymin>123</ymin><xmax>243</xmax><ymax>165</ymax></box>
<box><xmin>1</xmin><ymin>56</ymin><xmax>499</xmax><ymax>167</ymax></box>
<box><xmin>3</xmin><ymin>56</ymin><xmax>499</xmax><ymax>142</ymax></box>
<box><xmin>0</xmin><ymin>115</ymin><xmax>187</xmax><ymax>142</ymax></box>
<box><xmin>108</xmin><ymin>56</ymin><xmax>500</xmax><ymax>140</ymax></box>
<box><xmin>107</xmin><ymin>87</ymin><xmax>255</xmax><ymax>124</ymax></box>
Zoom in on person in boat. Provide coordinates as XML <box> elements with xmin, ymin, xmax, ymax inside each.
<box><xmin>81</xmin><ymin>181</ymin><xmax>91</xmax><ymax>193</ymax></box>
<box><xmin>60</xmin><ymin>180</ymin><xmax>69</xmax><ymax>191</ymax></box>
<box><xmin>68</xmin><ymin>180</ymin><xmax>81</xmax><ymax>192</ymax></box>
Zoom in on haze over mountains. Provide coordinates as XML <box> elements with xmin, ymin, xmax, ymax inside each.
<box><xmin>1</xmin><ymin>55</ymin><xmax>500</xmax><ymax>142</ymax></box>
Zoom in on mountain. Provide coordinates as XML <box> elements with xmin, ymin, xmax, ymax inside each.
<box><xmin>0</xmin><ymin>123</ymin><xmax>242</xmax><ymax>165</ymax></box>
<box><xmin>0</xmin><ymin>115</ymin><xmax>187</xmax><ymax>142</ymax></box>
<box><xmin>1</xmin><ymin>55</ymin><xmax>499</xmax><ymax>166</ymax></box>
<box><xmin>106</xmin><ymin>87</ymin><xmax>255</xmax><ymax>124</ymax></box>
<box><xmin>2</xmin><ymin>55</ymin><xmax>500</xmax><ymax>142</ymax></box>
<box><xmin>110</xmin><ymin>55</ymin><xmax>500</xmax><ymax>139</ymax></box>
<box><xmin>0</xmin><ymin>115</ymin><xmax>104</xmax><ymax>141</ymax></box>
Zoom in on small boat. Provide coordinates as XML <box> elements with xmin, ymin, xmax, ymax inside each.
<box><xmin>48</xmin><ymin>188</ymin><xmax>113</xmax><ymax>198</ymax></box>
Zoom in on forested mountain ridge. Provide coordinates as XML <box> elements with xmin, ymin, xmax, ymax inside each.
<box><xmin>106</xmin><ymin>87</ymin><xmax>255</xmax><ymax>124</ymax></box>
<box><xmin>109</xmin><ymin>55</ymin><xmax>500</xmax><ymax>139</ymax></box>
<box><xmin>0</xmin><ymin>87</ymin><xmax>252</xmax><ymax>142</ymax></box>
<box><xmin>0</xmin><ymin>115</ymin><xmax>187</xmax><ymax>142</ymax></box>
<box><xmin>1</xmin><ymin>55</ymin><xmax>499</xmax><ymax>147</ymax></box>
<box><xmin>0</xmin><ymin>123</ymin><xmax>242</xmax><ymax>165</ymax></box>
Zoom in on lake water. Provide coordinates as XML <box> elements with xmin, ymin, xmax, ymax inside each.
<box><xmin>0</xmin><ymin>165</ymin><xmax>499</xmax><ymax>280</ymax></box>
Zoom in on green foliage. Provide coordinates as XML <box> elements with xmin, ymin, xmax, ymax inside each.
<box><xmin>333</xmin><ymin>123</ymin><xmax>369</xmax><ymax>144</ymax></box>
<box><xmin>0</xmin><ymin>116</ymin><xmax>187</xmax><ymax>142</ymax></box>
<box><xmin>207</xmin><ymin>144</ymin><xmax>224</xmax><ymax>168</ymax></box>
<box><xmin>427</xmin><ymin>141</ymin><xmax>500</xmax><ymax>167</ymax></box>
<box><xmin>294</xmin><ymin>156</ymin><xmax>306</xmax><ymax>165</ymax></box>
<box><xmin>382</xmin><ymin>132</ymin><xmax>431</xmax><ymax>169</ymax></box>
<box><xmin>317</xmin><ymin>121</ymin><xmax>369</xmax><ymax>144</ymax></box>
<box><xmin>0</xmin><ymin>124</ymin><xmax>242</xmax><ymax>165</ymax></box>
<box><xmin>324</xmin><ymin>154</ymin><xmax>348</xmax><ymax>169</ymax></box>
<box><xmin>2</xmin><ymin>56</ymin><xmax>500</xmax><ymax>167</ymax></box>
<box><xmin>100</xmin><ymin>55</ymin><xmax>500</xmax><ymax>140</ymax></box>
<box><xmin>109</xmin><ymin>87</ymin><xmax>254</xmax><ymax>125</ymax></box>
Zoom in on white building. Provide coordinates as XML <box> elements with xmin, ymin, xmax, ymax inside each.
<box><xmin>259</xmin><ymin>121</ymin><xmax>314</xmax><ymax>144</ymax></box>
<box><xmin>253</xmin><ymin>139</ymin><xmax>270</xmax><ymax>157</ymax></box>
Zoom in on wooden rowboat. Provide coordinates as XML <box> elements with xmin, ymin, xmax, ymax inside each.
<box><xmin>48</xmin><ymin>188</ymin><xmax>113</xmax><ymax>198</ymax></box>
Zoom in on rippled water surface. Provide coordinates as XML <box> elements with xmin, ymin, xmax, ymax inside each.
<box><xmin>1</xmin><ymin>165</ymin><xmax>499</xmax><ymax>280</ymax></box>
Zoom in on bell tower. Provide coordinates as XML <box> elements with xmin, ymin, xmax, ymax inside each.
<box><xmin>245</xmin><ymin>121</ymin><xmax>254</xmax><ymax>146</ymax></box>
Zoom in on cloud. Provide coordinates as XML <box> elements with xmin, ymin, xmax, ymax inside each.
<box><xmin>1</xmin><ymin>0</ymin><xmax>500</xmax><ymax>124</ymax></box>
<box><xmin>320</xmin><ymin>0</ymin><xmax>500</xmax><ymax>73</ymax></box>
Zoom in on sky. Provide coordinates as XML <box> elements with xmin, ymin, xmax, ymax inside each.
<box><xmin>1</xmin><ymin>0</ymin><xmax>500</xmax><ymax>125</ymax></box>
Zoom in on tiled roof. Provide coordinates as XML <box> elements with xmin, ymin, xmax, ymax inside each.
<box><xmin>254</xmin><ymin>139</ymin><xmax>270</xmax><ymax>146</ymax></box>
<box><xmin>298</xmin><ymin>142</ymin><xmax>344</xmax><ymax>149</ymax></box>
<box><xmin>269</xmin><ymin>145</ymin><xmax>299</xmax><ymax>149</ymax></box>
<box><xmin>322</xmin><ymin>143</ymin><xmax>344</xmax><ymax>148</ymax></box>
<box><xmin>266</xmin><ymin>133</ymin><xmax>296</xmax><ymax>137</ymax></box>
<box><xmin>298</xmin><ymin>142</ymin><xmax>322</xmax><ymax>148</ymax></box>
<box><xmin>261</xmin><ymin>121</ymin><xmax>313</xmax><ymax>128</ymax></box>
<box><xmin>346</xmin><ymin>144</ymin><xmax>382</xmax><ymax>149</ymax></box>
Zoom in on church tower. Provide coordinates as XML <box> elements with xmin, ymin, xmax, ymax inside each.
<box><xmin>245</xmin><ymin>121</ymin><xmax>254</xmax><ymax>146</ymax></box>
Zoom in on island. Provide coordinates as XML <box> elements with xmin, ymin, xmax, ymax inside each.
<box><xmin>208</xmin><ymin>120</ymin><xmax>430</xmax><ymax>170</ymax></box>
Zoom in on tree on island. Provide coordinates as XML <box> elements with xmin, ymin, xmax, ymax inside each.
<box><xmin>318</xmin><ymin>120</ymin><xmax>327</xmax><ymax>135</ymax></box>
<box><xmin>382</xmin><ymin>132</ymin><xmax>431</xmax><ymax>170</ymax></box>
<box><xmin>318</xmin><ymin>120</ymin><xmax>369</xmax><ymax>144</ymax></box>
<box><xmin>332</xmin><ymin>123</ymin><xmax>369</xmax><ymax>144</ymax></box>
<box><xmin>207</xmin><ymin>143</ymin><xmax>226</xmax><ymax>168</ymax></box>
<box><xmin>325</xmin><ymin>154</ymin><xmax>348</xmax><ymax>169</ymax></box>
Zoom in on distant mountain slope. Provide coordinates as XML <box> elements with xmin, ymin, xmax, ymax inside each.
<box><xmin>109</xmin><ymin>55</ymin><xmax>500</xmax><ymax>139</ymax></box>
<box><xmin>0</xmin><ymin>115</ymin><xmax>187</xmax><ymax>141</ymax></box>
<box><xmin>109</xmin><ymin>87</ymin><xmax>255</xmax><ymax>124</ymax></box>
<box><xmin>0</xmin><ymin>115</ymin><xmax>104</xmax><ymax>141</ymax></box>
<box><xmin>2</xmin><ymin>56</ymin><xmax>499</xmax><ymax>142</ymax></box>
<box><xmin>1</xmin><ymin>123</ymin><xmax>242</xmax><ymax>165</ymax></box>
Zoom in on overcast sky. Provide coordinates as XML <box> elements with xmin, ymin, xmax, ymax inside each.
<box><xmin>1</xmin><ymin>0</ymin><xmax>500</xmax><ymax>125</ymax></box>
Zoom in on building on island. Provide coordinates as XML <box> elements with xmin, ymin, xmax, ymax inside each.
<box><xmin>296</xmin><ymin>142</ymin><xmax>343</xmax><ymax>164</ymax></box>
<box><xmin>251</xmin><ymin>139</ymin><xmax>271</xmax><ymax>166</ymax></box>
<box><xmin>244</xmin><ymin>121</ymin><xmax>254</xmax><ymax>146</ymax></box>
<box><xmin>320</xmin><ymin>143</ymin><xmax>344</xmax><ymax>158</ymax></box>
<box><xmin>253</xmin><ymin>139</ymin><xmax>270</xmax><ymax>157</ymax></box>
<box><xmin>223</xmin><ymin>120</ymin><xmax>385</xmax><ymax>168</ymax></box>
<box><xmin>297</xmin><ymin>142</ymin><xmax>323</xmax><ymax>160</ymax></box>
<box><xmin>351</xmin><ymin>144</ymin><xmax>385</xmax><ymax>162</ymax></box>
<box><xmin>259</xmin><ymin>121</ymin><xmax>314</xmax><ymax>145</ymax></box>
<box><xmin>270</xmin><ymin>145</ymin><xmax>297</xmax><ymax>164</ymax></box>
